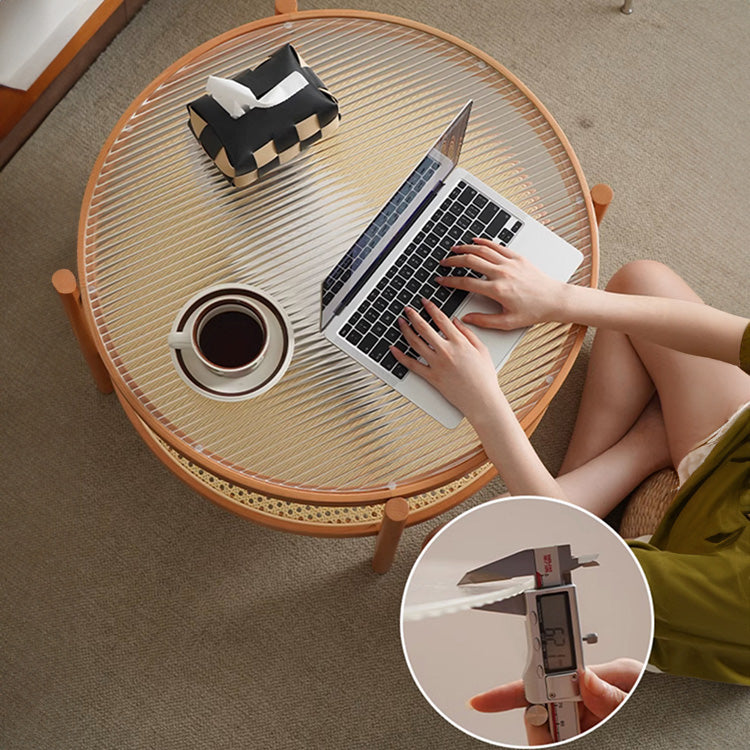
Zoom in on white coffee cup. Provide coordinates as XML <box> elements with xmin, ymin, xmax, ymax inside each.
<box><xmin>168</xmin><ymin>295</ymin><xmax>270</xmax><ymax>378</ymax></box>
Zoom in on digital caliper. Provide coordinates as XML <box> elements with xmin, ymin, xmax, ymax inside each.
<box><xmin>459</xmin><ymin>545</ymin><xmax>599</xmax><ymax>742</ymax></box>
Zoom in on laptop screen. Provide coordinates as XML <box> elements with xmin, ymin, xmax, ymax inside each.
<box><xmin>321</xmin><ymin>102</ymin><xmax>472</xmax><ymax>328</ymax></box>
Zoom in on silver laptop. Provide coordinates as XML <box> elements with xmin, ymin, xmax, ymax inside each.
<box><xmin>321</xmin><ymin>102</ymin><xmax>583</xmax><ymax>428</ymax></box>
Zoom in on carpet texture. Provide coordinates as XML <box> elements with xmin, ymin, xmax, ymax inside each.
<box><xmin>2</xmin><ymin>1</ymin><xmax>749</xmax><ymax>748</ymax></box>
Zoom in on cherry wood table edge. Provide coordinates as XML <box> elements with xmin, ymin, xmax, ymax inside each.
<box><xmin>75</xmin><ymin>8</ymin><xmax>600</xmax><ymax>505</ymax></box>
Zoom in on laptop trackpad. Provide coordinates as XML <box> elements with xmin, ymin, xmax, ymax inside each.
<box><xmin>459</xmin><ymin>294</ymin><xmax>528</xmax><ymax>368</ymax></box>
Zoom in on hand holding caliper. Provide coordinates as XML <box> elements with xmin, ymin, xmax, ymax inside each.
<box><xmin>469</xmin><ymin>659</ymin><xmax>642</xmax><ymax>745</ymax></box>
<box><xmin>459</xmin><ymin>544</ymin><xmax>600</xmax><ymax>742</ymax></box>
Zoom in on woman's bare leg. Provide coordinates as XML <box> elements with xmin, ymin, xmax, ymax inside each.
<box><xmin>558</xmin><ymin>327</ymin><xmax>655</xmax><ymax>475</ymax></box>
<box><xmin>554</xmin><ymin>260</ymin><xmax>750</xmax><ymax>517</ymax></box>
<box><xmin>556</xmin><ymin>396</ymin><xmax>671</xmax><ymax>516</ymax></box>
<box><xmin>604</xmin><ymin>261</ymin><xmax>750</xmax><ymax>466</ymax></box>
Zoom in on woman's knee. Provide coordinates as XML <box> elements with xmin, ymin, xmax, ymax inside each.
<box><xmin>606</xmin><ymin>260</ymin><xmax>671</xmax><ymax>293</ymax></box>
<box><xmin>605</xmin><ymin>260</ymin><xmax>702</xmax><ymax>302</ymax></box>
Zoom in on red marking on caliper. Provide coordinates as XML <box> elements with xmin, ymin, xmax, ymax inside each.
<box><xmin>549</xmin><ymin>702</ymin><xmax>560</xmax><ymax>742</ymax></box>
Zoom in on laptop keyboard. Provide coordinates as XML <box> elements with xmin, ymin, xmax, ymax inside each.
<box><xmin>322</xmin><ymin>156</ymin><xmax>440</xmax><ymax>308</ymax></box>
<box><xmin>339</xmin><ymin>181</ymin><xmax>523</xmax><ymax>379</ymax></box>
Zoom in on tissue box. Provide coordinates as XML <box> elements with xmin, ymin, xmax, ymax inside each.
<box><xmin>187</xmin><ymin>44</ymin><xmax>340</xmax><ymax>187</ymax></box>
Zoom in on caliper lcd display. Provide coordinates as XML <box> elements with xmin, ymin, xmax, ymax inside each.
<box><xmin>537</xmin><ymin>591</ymin><xmax>576</xmax><ymax>673</ymax></box>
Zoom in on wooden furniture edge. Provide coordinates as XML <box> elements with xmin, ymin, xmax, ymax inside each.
<box><xmin>275</xmin><ymin>0</ymin><xmax>299</xmax><ymax>14</ymax></box>
<box><xmin>115</xmin><ymin>382</ymin><xmax>497</xmax><ymax>535</ymax></box>
<box><xmin>371</xmin><ymin>497</ymin><xmax>409</xmax><ymax>573</ymax></box>
<box><xmin>591</xmin><ymin>183</ymin><xmax>615</xmax><ymax>225</ymax></box>
<box><xmin>77</xmin><ymin>8</ymin><xmax>599</xmax><ymax>504</ymax></box>
<box><xmin>52</xmin><ymin>269</ymin><xmax>114</xmax><ymax>393</ymax></box>
<box><xmin>0</xmin><ymin>0</ymin><xmax>150</xmax><ymax>170</ymax></box>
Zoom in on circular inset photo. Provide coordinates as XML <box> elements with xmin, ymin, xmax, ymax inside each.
<box><xmin>400</xmin><ymin>496</ymin><xmax>653</xmax><ymax>747</ymax></box>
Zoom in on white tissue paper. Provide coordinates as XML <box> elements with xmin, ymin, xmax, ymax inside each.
<box><xmin>206</xmin><ymin>71</ymin><xmax>309</xmax><ymax>119</ymax></box>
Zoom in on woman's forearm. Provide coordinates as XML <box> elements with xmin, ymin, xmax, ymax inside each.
<box><xmin>468</xmin><ymin>395</ymin><xmax>567</xmax><ymax>500</ymax></box>
<box><xmin>555</xmin><ymin>284</ymin><xmax>748</xmax><ymax>365</ymax></box>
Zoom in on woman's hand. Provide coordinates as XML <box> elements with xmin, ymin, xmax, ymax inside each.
<box><xmin>390</xmin><ymin>298</ymin><xmax>502</xmax><ymax>420</ymax></box>
<box><xmin>469</xmin><ymin>659</ymin><xmax>642</xmax><ymax>745</ymax></box>
<box><xmin>392</xmin><ymin>296</ymin><xmax>567</xmax><ymax>499</ymax></box>
<box><xmin>437</xmin><ymin>238</ymin><xmax>568</xmax><ymax>330</ymax></box>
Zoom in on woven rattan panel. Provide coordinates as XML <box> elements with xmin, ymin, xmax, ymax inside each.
<box><xmin>81</xmin><ymin>14</ymin><xmax>595</xmax><ymax>497</ymax></box>
<box><xmin>620</xmin><ymin>469</ymin><xmax>679</xmax><ymax>539</ymax></box>
<box><xmin>153</xmin><ymin>431</ymin><xmax>492</xmax><ymax>533</ymax></box>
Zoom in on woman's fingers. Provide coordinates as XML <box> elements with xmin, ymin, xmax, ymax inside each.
<box><xmin>405</xmin><ymin>305</ymin><xmax>445</xmax><ymax>346</ymax></box>
<box><xmin>439</xmin><ymin>253</ymin><xmax>496</xmax><ymax>277</ymax></box>
<box><xmin>449</xmin><ymin>242</ymin><xmax>507</xmax><ymax>265</ymax></box>
<box><xmin>394</xmin><ymin>301</ymin><xmax>469</xmax><ymax>361</ymax></box>
<box><xmin>397</xmin><ymin>312</ymin><xmax>434</xmax><ymax>360</ymax></box>
<box><xmin>435</xmin><ymin>274</ymin><xmax>489</xmax><ymax>294</ymax></box>
<box><xmin>579</xmin><ymin>668</ymin><xmax>628</xmax><ymax>721</ymax></box>
<box><xmin>471</xmin><ymin>236</ymin><xmax>520</xmax><ymax>259</ymax></box>
<box><xmin>454</xmin><ymin>317</ymin><xmax>486</xmax><ymax>349</ymax></box>
<box><xmin>461</xmin><ymin>311</ymin><xmax>518</xmax><ymax>331</ymax></box>
<box><xmin>588</xmin><ymin>659</ymin><xmax>643</xmax><ymax>694</ymax></box>
<box><xmin>421</xmin><ymin>298</ymin><xmax>461</xmax><ymax>342</ymax></box>
<box><xmin>469</xmin><ymin>680</ymin><xmax>527</xmax><ymax>712</ymax></box>
<box><xmin>390</xmin><ymin>344</ymin><xmax>430</xmax><ymax>378</ymax></box>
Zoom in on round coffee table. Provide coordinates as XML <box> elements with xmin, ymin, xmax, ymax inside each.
<box><xmin>67</xmin><ymin>4</ymin><xmax>599</xmax><ymax>567</ymax></box>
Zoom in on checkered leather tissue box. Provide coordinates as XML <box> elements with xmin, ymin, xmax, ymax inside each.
<box><xmin>187</xmin><ymin>44</ymin><xmax>340</xmax><ymax>187</ymax></box>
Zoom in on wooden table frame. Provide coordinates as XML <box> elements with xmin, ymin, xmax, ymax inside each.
<box><xmin>53</xmin><ymin>1</ymin><xmax>612</xmax><ymax>571</ymax></box>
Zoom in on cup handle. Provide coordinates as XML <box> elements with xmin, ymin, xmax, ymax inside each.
<box><xmin>167</xmin><ymin>331</ymin><xmax>191</xmax><ymax>349</ymax></box>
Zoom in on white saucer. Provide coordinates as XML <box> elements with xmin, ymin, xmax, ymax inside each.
<box><xmin>168</xmin><ymin>284</ymin><xmax>294</xmax><ymax>401</ymax></box>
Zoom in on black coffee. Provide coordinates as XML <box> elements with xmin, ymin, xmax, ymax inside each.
<box><xmin>198</xmin><ymin>310</ymin><xmax>265</xmax><ymax>368</ymax></box>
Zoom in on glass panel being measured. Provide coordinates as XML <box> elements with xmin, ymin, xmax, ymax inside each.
<box><xmin>81</xmin><ymin>16</ymin><xmax>594</xmax><ymax>495</ymax></box>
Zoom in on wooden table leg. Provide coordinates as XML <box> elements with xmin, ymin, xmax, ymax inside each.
<box><xmin>52</xmin><ymin>269</ymin><xmax>113</xmax><ymax>394</ymax></box>
<box><xmin>274</xmin><ymin>0</ymin><xmax>298</xmax><ymax>14</ymax></box>
<box><xmin>372</xmin><ymin>497</ymin><xmax>409</xmax><ymax>574</ymax></box>
<box><xmin>590</xmin><ymin>183</ymin><xmax>614</xmax><ymax>226</ymax></box>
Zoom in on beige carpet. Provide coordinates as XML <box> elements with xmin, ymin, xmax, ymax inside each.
<box><xmin>2</xmin><ymin>1</ymin><xmax>749</xmax><ymax>748</ymax></box>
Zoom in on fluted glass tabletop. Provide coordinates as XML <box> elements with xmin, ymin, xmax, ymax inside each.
<box><xmin>79</xmin><ymin>12</ymin><xmax>596</xmax><ymax>502</ymax></box>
